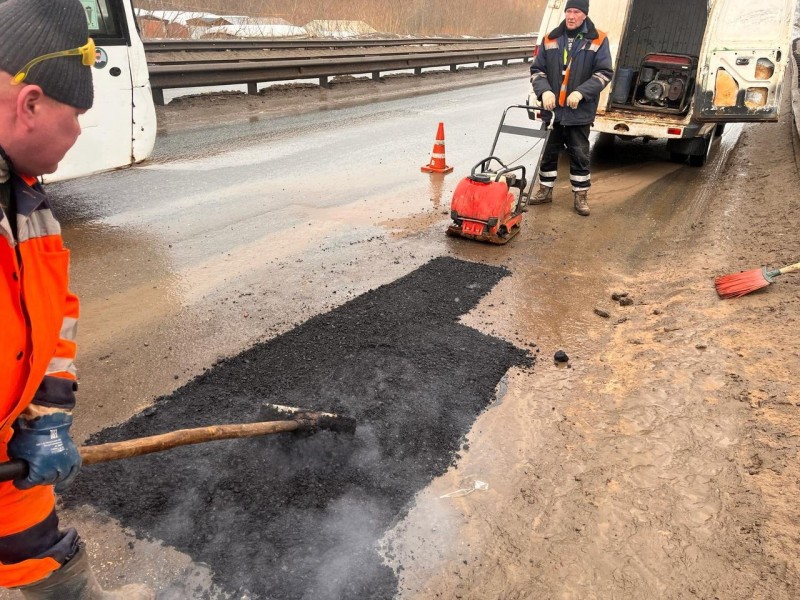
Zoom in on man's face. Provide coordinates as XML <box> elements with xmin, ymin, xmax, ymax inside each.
<box><xmin>565</xmin><ymin>8</ymin><xmax>587</xmax><ymax>30</ymax></box>
<box><xmin>15</xmin><ymin>93</ymin><xmax>85</xmax><ymax>176</ymax></box>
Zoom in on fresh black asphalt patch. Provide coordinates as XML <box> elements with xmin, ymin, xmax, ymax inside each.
<box><xmin>64</xmin><ymin>256</ymin><xmax>532</xmax><ymax>599</ymax></box>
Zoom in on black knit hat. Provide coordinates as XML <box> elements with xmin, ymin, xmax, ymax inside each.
<box><xmin>0</xmin><ymin>0</ymin><xmax>94</xmax><ymax>109</ymax></box>
<box><xmin>565</xmin><ymin>0</ymin><xmax>589</xmax><ymax>15</ymax></box>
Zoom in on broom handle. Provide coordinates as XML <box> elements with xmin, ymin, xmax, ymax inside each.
<box><xmin>775</xmin><ymin>262</ymin><xmax>800</xmax><ymax>276</ymax></box>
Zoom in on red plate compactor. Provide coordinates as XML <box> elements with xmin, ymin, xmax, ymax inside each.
<box><xmin>447</xmin><ymin>104</ymin><xmax>551</xmax><ymax>244</ymax></box>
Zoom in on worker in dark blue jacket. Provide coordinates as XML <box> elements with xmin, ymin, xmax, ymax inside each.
<box><xmin>527</xmin><ymin>0</ymin><xmax>613</xmax><ymax>216</ymax></box>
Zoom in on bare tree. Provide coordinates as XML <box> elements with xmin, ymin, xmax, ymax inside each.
<box><xmin>133</xmin><ymin>0</ymin><xmax>547</xmax><ymax>36</ymax></box>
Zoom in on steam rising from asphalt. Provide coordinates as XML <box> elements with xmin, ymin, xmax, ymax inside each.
<box><xmin>63</xmin><ymin>257</ymin><xmax>531</xmax><ymax>598</ymax></box>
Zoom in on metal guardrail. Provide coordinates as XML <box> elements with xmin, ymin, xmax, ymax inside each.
<box><xmin>144</xmin><ymin>35</ymin><xmax>536</xmax><ymax>53</ymax></box>
<box><xmin>146</xmin><ymin>38</ymin><xmax>536</xmax><ymax>105</ymax></box>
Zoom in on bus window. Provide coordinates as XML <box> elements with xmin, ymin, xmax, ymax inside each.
<box><xmin>80</xmin><ymin>0</ymin><xmax>125</xmax><ymax>42</ymax></box>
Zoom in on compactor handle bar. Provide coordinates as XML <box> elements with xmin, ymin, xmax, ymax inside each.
<box><xmin>488</xmin><ymin>105</ymin><xmax>553</xmax><ymax>158</ymax></box>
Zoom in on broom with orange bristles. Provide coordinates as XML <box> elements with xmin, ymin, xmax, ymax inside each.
<box><xmin>715</xmin><ymin>261</ymin><xmax>800</xmax><ymax>299</ymax></box>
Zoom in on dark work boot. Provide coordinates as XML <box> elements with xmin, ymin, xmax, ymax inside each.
<box><xmin>573</xmin><ymin>190</ymin><xmax>590</xmax><ymax>216</ymax></box>
<box><xmin>17</xmin><ymin>546</ymin><xmax>155</xmax><ymax>599</ymax></box>
<box><xmin>529</xmin><ymin>184</ymin><xmax>553</xmax><ymax>204</ymax></box>
<box><xmin>522</xmin><ymin>184</ymin><xmax>553</xmax><ymax>211</ymax></box>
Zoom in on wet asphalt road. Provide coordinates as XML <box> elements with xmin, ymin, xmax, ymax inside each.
<box><xmin>48</xmin><ymin>78</ymin><xmax>537</xmax><ymax>442</ymax></box>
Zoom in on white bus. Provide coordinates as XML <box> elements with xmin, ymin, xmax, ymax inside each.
<box><xmin>47</xmin><ymin>0</ymin><xmax>157</xmax><ymax>182</ymax></box>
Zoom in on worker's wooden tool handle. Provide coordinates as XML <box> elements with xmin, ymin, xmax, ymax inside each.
<box><xmin>0</xmin><ymin>420</ymin><xmax>306</xmax><ymax>482</ymax></box>
<box><xmin>80</xmin><ymin>420</ymin><xmax>303</xmax><ymax>465</ymax></box>
<box><xmin>0</xmin><ymin>460</ymin><xmax>28</xmax><ymax>482</ymax></box>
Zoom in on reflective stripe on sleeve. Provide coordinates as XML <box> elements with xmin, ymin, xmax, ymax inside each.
<box><xmin>45</xmin><ymin>357</ymin><xmax>77</xmax><ymax>378</ymax></box>
<box><xmin>60</xmin><ymin>317</ymin><xmax>78</xmax><ymax>342</ymax></box>
<box><xmin>593</xmin><ymin>73</ymin><xmax>611</xmax><ymax>85</ymax></box>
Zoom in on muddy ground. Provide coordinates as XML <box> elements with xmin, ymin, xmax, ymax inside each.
<box><xmin>4</xmin><ymin>62</ymin><xmax>799</xmax><ymax>599</ymax></box>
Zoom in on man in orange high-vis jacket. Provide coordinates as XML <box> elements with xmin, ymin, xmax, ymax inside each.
<box><xmin>527</xmin><ymin>0</ymin><xmax>613</xmax><ymax>217</ymax></box>
<box><xmin>0</xmin><ymin>0</ymin><xmax>153</xmax><ymax>598</ymax></box>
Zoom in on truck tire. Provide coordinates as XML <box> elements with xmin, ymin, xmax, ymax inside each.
<box><xmin>596</xmin><ymin>132</ymin><xmax>616</xmax><ymax>146</ymax></box>
<box><xmin>593</xmin><ymin>132</ymin><xmax>616</xmax><ymax>157</ymax></box>
<box><xmin>688</xmin><ymin>153</ymin><xmax>706</xmax><ymax>167</ymax></box>
<box><xmin>667</xmin><ymin>136</ymin><xmax>705</xmax><ymax>164</ymax></box>
<box><xmin>688</xmin><ymin>135</ymin><xmax>713</xmax><ymax>167</ymax></box>
<box><xmin>669</xmin><ymin>152</ymin><xmax>687</xmax><ymax>163</ymax></box>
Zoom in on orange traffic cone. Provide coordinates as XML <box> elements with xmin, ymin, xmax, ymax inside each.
<box><xmin>421</xmin><ymin>122</ymin><xmax>453</xmax><ymax>174</ymax></box>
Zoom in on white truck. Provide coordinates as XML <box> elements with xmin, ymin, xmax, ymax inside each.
<box><xmin>534</xmin><ymin>0</ymin><xmax>796</xmax><ymax>165</ymax></box>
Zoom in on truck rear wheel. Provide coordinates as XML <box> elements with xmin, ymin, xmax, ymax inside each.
<box><xmin>688</xmin><ymin>135</ymin><xmax>713</xmax><ymax>167</ymax></box>
<box><xmin>668</xmin><ymin>135</ymin><xmax>711</xmax><ymax>167</ymax></box>
<box><xmin>670</xmin><ymin>152</ymin><xmax>687</xmax><ymax>164</ymax></box>
<box><xmin>688</xmin><ymin>154</ymin><xmax>705</xmax><ymax>167</ymax></box>
<box><xmin>593</xmin><ymin>133</ymin><xmax>616</xmax><ymax>158</ymax></box>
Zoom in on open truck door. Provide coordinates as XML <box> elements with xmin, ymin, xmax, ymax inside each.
<box><xmin>696</xmin><ymin>0</ymin><xmax>796</xmax><ymax>123</ymax></box>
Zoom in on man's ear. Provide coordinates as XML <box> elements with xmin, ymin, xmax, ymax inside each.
<box><xmin>16</xmin><ymin>85</ymin><xmax>45</xmax><ymax>131</ymax></box>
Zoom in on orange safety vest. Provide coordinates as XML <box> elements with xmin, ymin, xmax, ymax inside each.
<box><xmin>0</xmin><ymin>171</ymin><xmax>79</xmax><ymax>587</ymax></box>
<box><xmin>0</xmin><ymin>173</ymin><xmax>78</xmax><ymax>430</ymax></box>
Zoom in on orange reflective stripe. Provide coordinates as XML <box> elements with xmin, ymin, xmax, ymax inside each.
<box><xmin>559</xmin><ymin>62</ymin><xmax>572</xmax><ymax>106</ymax></box>
<box><xmin>590</xmin><ymin>31</ymin><xmax>607</xmax><ymax>52</ymax></box>
<box><xmin>0</xmin><ymin>555</ymin><xmax>60</xmax><ymax>588</ymax></box>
